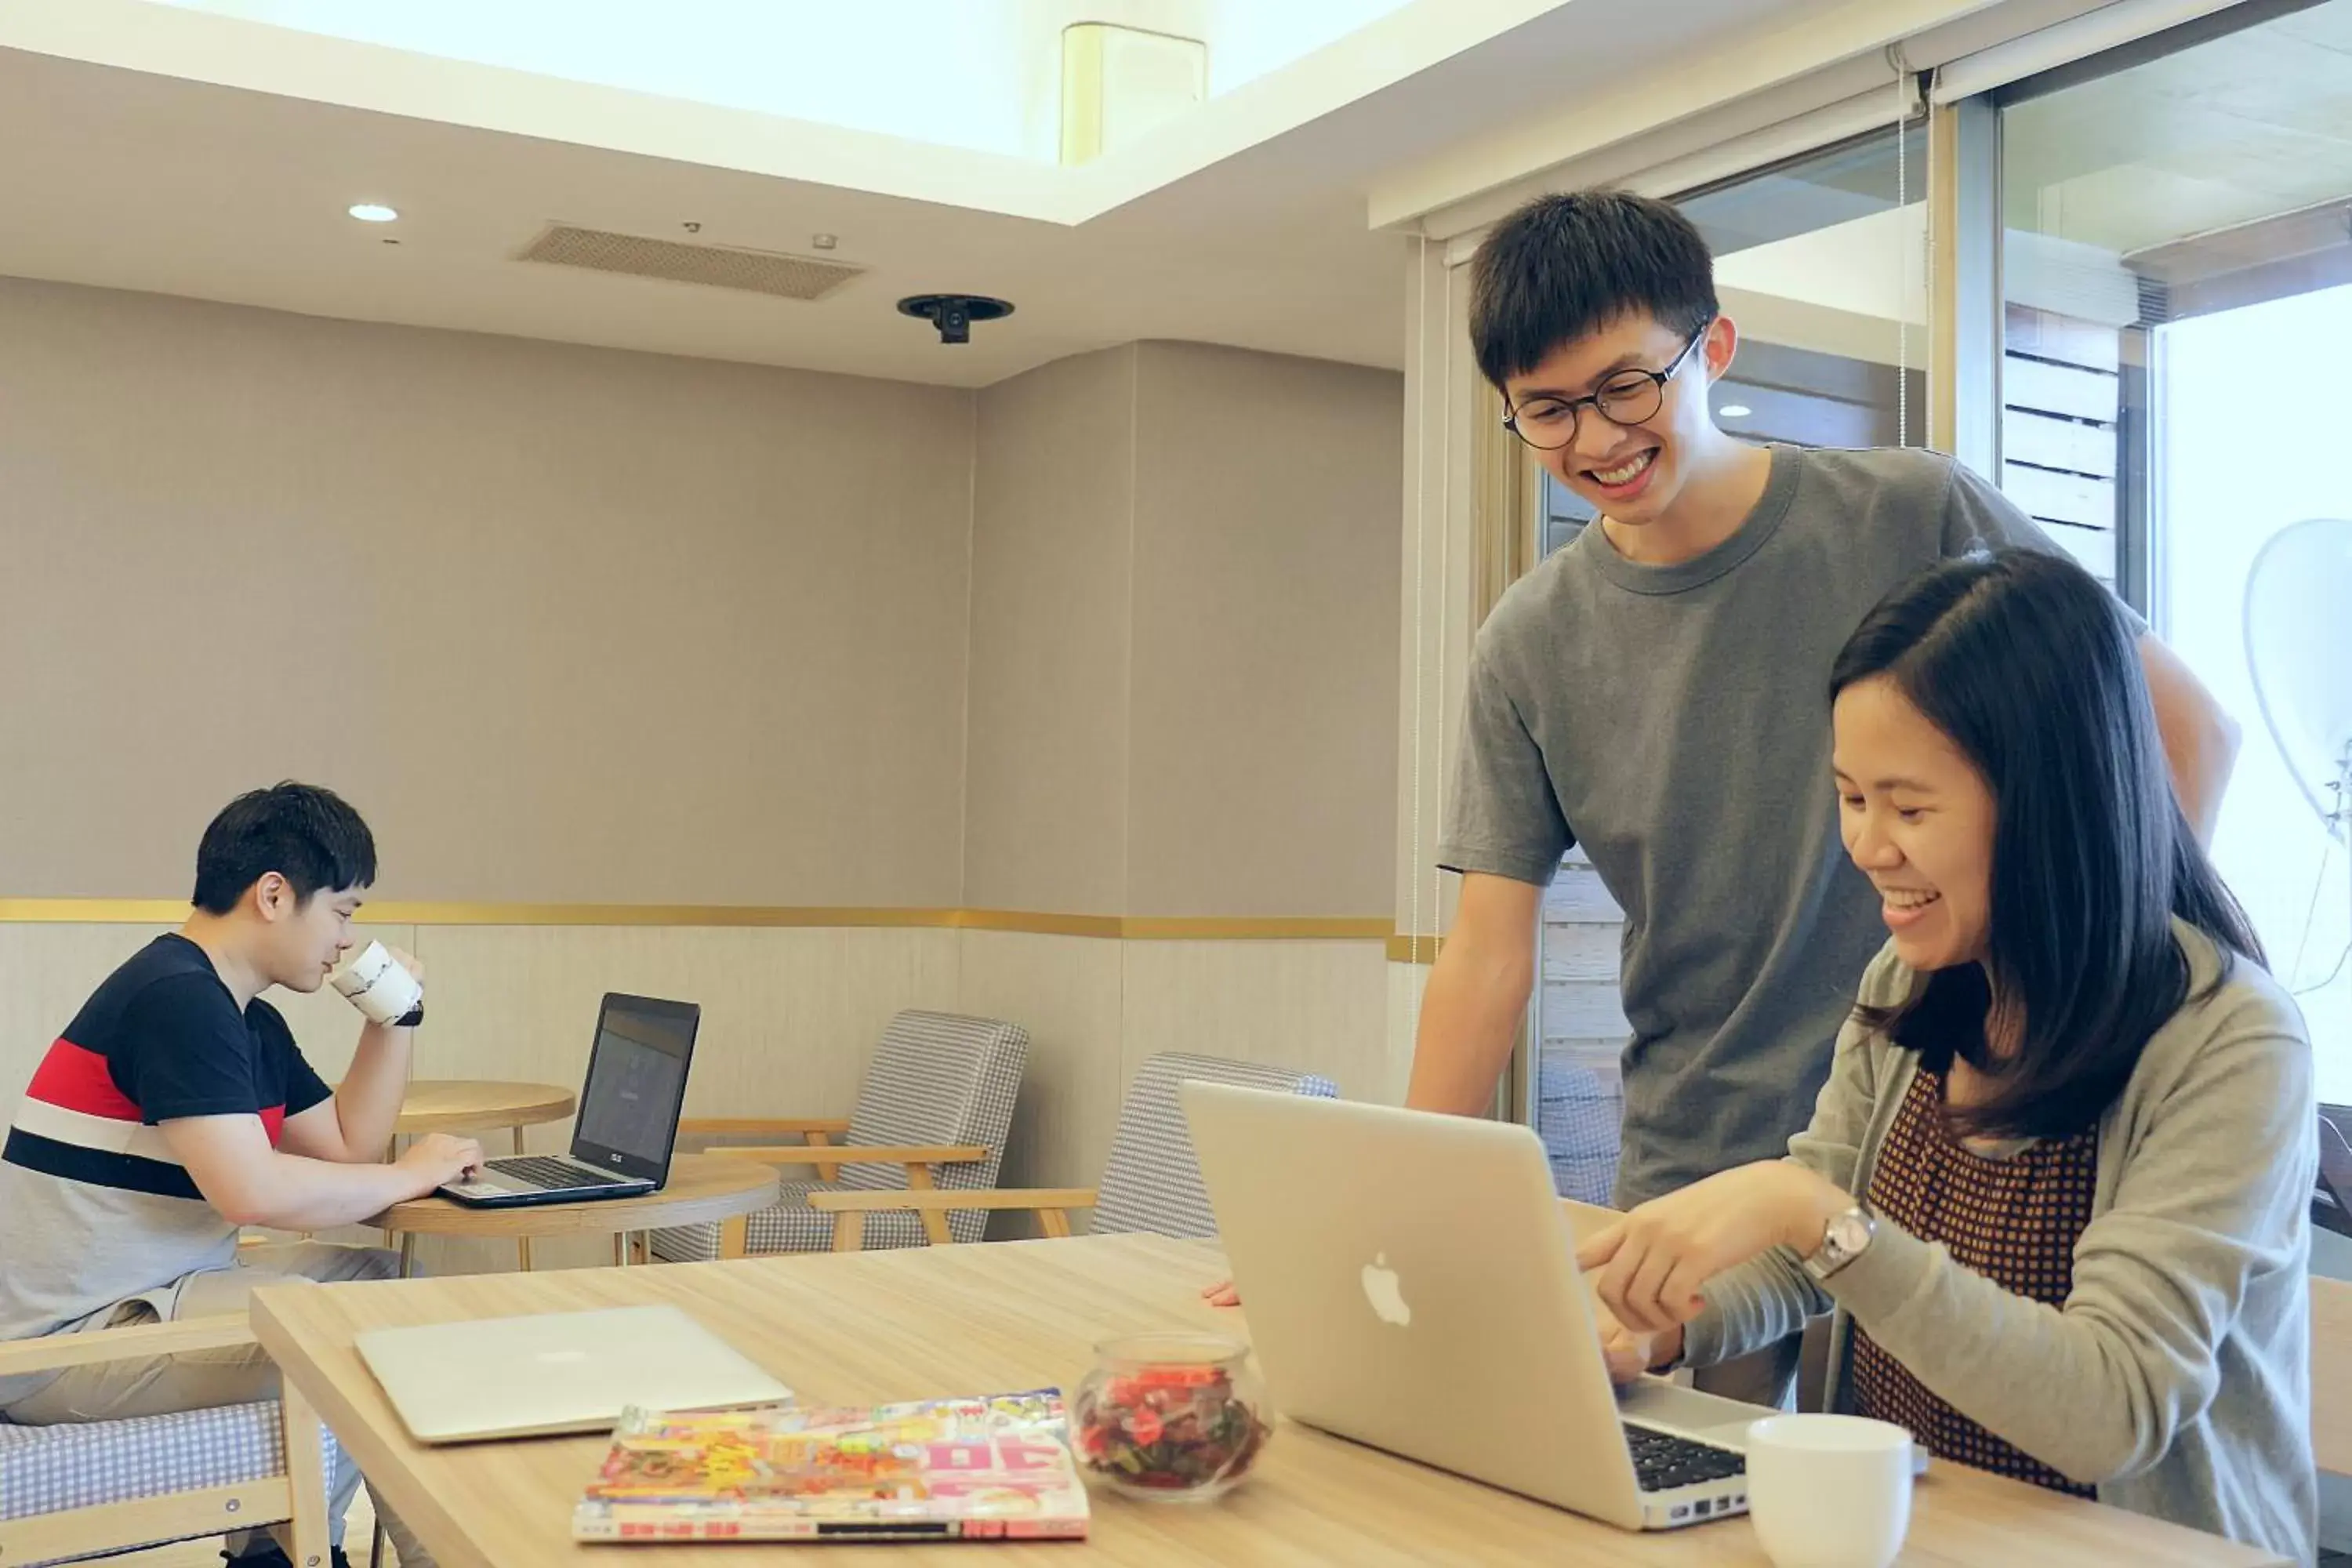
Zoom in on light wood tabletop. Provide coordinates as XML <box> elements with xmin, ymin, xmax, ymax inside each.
<box><xmin>391</xmin><ymin>1080</ymin><xmax>578</xmax><ymax>1137</ymax></box>
<box><xmin>249</xmin><ymin>1233</ymin><xmax>2286</xmax><ymax>1568</ymax></box>
<box><xmin>365</xmin><ymin>1152</ymin><xmax>780</xmax><ymax>1241</ymax></box>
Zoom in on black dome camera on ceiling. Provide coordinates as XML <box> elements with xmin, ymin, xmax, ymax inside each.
<box><xmin>898</xmin><ymin>293</ymin><xmax>1014</xmax><ymax>345</ymax></box>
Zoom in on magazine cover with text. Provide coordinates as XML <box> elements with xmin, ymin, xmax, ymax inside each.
<box><xmin>573</xmin><ymin>1390</ymin><xmax>1090</xmax><ymax>1544</ymax></box>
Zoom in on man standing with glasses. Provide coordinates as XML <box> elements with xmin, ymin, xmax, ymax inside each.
<box><xmin>1414</xmin><ymin>189</ymin><xmax>2238</xmax><ymax>1401</ymax></box>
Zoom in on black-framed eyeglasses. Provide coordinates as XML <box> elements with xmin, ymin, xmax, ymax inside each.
<box><xmin>1501</xmin><ymin>324</ymin><xmax>1710</xmax><ymax>452</ymax></box>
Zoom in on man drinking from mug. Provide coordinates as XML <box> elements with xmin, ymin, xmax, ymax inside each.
<box><xmin>0</xmin><ymin>782</ymin><xmax>474</xmax><ymax>1568</ymax></box>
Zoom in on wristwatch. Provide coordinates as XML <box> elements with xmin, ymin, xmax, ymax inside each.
<box><xmin>1802</xmin><ymin>1204</ymin><xmax>1876</xmax><ymax>1282</ymax></box>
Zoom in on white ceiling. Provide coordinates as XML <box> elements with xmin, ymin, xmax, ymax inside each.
<box><xmin>141</xmin><ymin>0</ymin><xmax>1425</xmax><ymax>158</ymax></box>
<box><xmin>2002</xmin><ymin>0</ymin><xmax>2352</xmax><ymax>260</ymax></box>
<box><xmin>0</xmin><ymin>0</ymin><xmax>2008</xmax><ymax>387</ymax></box>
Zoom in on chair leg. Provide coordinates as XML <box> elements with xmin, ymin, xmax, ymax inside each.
<box><xmin>1039</xmin><ymin>1208</ymin><xmax>1075</xmax><ymax>1240</ymax></box>
<box><xmin>369</xmin><ymin>1518</ymin><xmax>387</xmax><ymax>1568</ymax></box>
<box><xmin>831</xmin><ymin>1210</ymin><xmax>866</xmax><ymax>1253</ymax></box>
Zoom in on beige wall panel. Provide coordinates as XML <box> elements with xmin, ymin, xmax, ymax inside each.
<box><xmin>0</xmin><ymin>278</ymin><xmax>972</xmax><ymax>907</ymax></box>
<box><xmin>402</xmin><ymin>926</ymin><xmax>961</xmax><ymax>1138</ymax></box>
<box><xmin>0</xmin><ymin>924</ymin><xmax>176</xmax><ymax>1100</ymax></box>
<box><xmin>1120</xmin><ymin>939</ymin><xmax>1396</xmax><ymax>1105</ymax></box>
<box><xmin>1126</xmin><ymin>343</ymin><xmax>1402</xmax><ymax>920</ymax></box>
<box><xmin>954</xmin><ymin>930</ymin><xmax>1125</xmax><ymax>1203</ymax></box>
<box><xmin>391</xmin><ymin>922</ymin><xmax>963</xmax><ymax>1277</ymax></box>
<box><xmin>963</xmin><ymin>347</ymin><xmax>1138</xmax><ymax>916</ymax></box>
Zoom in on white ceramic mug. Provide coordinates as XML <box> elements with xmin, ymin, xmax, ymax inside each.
<box><xmin>328</xmin><ymin>940</ymin><xmax>424</xmax><ymax>1026</ymax></box>
<box><xmin>1745</xmin><ymin>1414</ymin><xmax>1913</xmax><ymax>1568</ymax></box>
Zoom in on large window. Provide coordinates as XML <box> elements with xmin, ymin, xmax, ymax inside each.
<box><xmin>2000</xmin><ymin>0</ymin><xmax>2352</xmax><ymax>1098</ymax></box>
<box><xmin>1530</xmin><ymin>124</ymin><xmax>1927</xmax><ymax>1202</ymax></box>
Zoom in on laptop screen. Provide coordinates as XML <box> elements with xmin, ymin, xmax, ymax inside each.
<box><xmin>571</xmin><ymin>994</ymin><xmax>699</xmax><ymax>1178</ymax></box>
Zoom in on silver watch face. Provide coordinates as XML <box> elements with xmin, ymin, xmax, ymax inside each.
<box><xmin>1825</xmin><ymin>1209</ymin><xmax>1872</xmax><ymax>1259</ymax></box>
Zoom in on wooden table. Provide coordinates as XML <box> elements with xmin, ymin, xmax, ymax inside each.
<box><xmin>365</xmin><ymin>1153</ymin><xmax>782</xmax><ymax>1275</ymax></box>
<box><xmin>379</xmin><ymin>1079</ymin><xmax>579</xmax><ymax>1271</ymax></box>
<box><xmin>249</xmin><ymin>1234</ymin><xmax>2286</xmax><ymax>1567</ymax></box>
<box><xmin>394</xmin><ymin>1079</ymin><xmax>577</xmax><ymax>1142</ymax></box>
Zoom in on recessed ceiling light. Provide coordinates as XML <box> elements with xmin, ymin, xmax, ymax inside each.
<box><xmin>1718</xmin><ymin>403</ymin><xmax>1752</xmax><ymax>418</ymax></box>
<box><xmin>348</xmin><ymin>203</ymin><xmax>399</xmax><ymax>223</ymax></box>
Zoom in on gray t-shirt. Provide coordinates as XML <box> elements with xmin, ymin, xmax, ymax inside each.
<box><xmin>1439</xmin><ymin>445</ymin><xmax>2120</xmax><ymax>1206</ymax></box>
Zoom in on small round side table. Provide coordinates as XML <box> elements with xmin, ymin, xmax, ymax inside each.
<box><xmin>368</xmin><ymin>1153</ymin><xmax>782</xmax><ymax>1276</ymax></box>
<box><xmin>387</xmin><ymin>1080</ymin><xmax>577</xmax><ymax>1271</ymax></box>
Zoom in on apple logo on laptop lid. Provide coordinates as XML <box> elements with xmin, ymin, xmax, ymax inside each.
<box><xmin>1361</xmin><ymin>1254</ymin><xmax>1411</xmax><ymax>1327</ymax></box>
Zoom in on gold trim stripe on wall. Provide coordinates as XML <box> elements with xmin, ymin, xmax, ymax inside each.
<box><xmin>0</xmin><ymin>899</ymin><xmax>1399</xmax><ymax>946</ymax></box>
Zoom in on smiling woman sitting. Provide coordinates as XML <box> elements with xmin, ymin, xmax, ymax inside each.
<box><xmin>1576</xmin><ymin>549</ymin><xmax>2316</xmax><ymax>1563</ymax></box>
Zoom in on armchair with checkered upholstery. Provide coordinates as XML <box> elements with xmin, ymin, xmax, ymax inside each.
<box><xmin>648</xmin><ymin>1011</ymin><xmax>1029</xmax><ymax>1262</ymax></box>
<box><xmin>807</xmin><ymin>1052</ymin><xmax>1338</xmax><ymax>1248</ymax></box>
<box><xmin>0</xmin><ymin>1316</ymin><xmax>334</xmax><ymax>1568</ymax></box>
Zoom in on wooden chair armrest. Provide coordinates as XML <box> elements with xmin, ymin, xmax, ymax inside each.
<box><xmin>0</xmin><ymin>1317</ymin><xmax>256</xmax><ymax>1381</ymax></box>
<box><xmin>705</xmin><ymin>1144</ymin><xmax>989</xmax><ymax>1167</ymax></box>
<box><xmin>807</xmin><ymin>1188</ymin><xmax>1099</xmax><ymax>1214</ymax></box>
<box><xmin>678</xmin><ymin>1117</ymin><xmax>851</xmax><ymax>1137</ymax></box>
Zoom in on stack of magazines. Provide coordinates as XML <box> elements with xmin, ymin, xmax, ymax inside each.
<box><xmin>572</xmin><ymin>1390</ymin><xmax>1090</xmax><ymax>1544</ymax></box>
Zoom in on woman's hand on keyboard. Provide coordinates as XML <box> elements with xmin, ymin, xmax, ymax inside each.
<box><xmin>1596</xmin><ymin>1302</ymin><xmax>1682</xmax><ymax>1385</ymax></box>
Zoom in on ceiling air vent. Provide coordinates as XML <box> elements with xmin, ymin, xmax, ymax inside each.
<box><xmin>516</xmin><ymin>225</ymin><xmax>863</xmax><ymax>302</ymax></box>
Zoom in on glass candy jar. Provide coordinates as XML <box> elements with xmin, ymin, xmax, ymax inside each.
<box><xmin>1070</xmin><ymin>1332</ymin><xmax>1270</xmax><ymax>1501</ymax></box>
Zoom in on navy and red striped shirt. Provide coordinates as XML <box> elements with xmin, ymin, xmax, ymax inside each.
<box><xmin>0</xmin><ymin>935</ymin><xmax>332</xmax><ymax>1394</ymax></box>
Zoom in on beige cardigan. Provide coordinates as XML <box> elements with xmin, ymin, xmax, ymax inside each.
<box><xmin>1681</xmin><ymin>920</ymin><xmax>2317</xmax><ymax>1563</ymax></box>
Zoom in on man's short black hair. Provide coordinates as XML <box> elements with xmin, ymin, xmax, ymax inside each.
<box><xmin>191</xmin><ymin>782</ymin><xmax>378</xmax><ymax>915</ymax></box>
<box><xmin>1469</xmin><ymin>188</ymin><xmax>1719</xmax><ymax>390</ymax></box>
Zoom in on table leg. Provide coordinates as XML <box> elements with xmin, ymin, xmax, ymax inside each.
<box><xmin>382</xmin><ymin>1134</ymin><xmax>400</xmax><ymax>1248</ymax></box>
<box><xmin>512</xmin><ymin>1126</ymin><xmax>532</xmax><ymax>1273</ymax></box>
<box><xmin>398</xmin><ymin>1232</ymin><xmax>418</xmax><ymax>1279</ymax></box>
<box><xmin>614</xmin><ymin>1231</ymin><xmax>629</xmax><ymax>1269</ymax></box>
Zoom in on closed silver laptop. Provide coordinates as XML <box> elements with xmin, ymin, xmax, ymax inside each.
<box><xmin>356</xmin><ymin>1305</ymin><xmax>793</xmax><ymax>1443</ymax></box>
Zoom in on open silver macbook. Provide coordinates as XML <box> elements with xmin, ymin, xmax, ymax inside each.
<box><xmin>356</xmin><ymin>1305</ymin><xmax>792</xmax><ymax>1443</ymax></box>
<box><xmin>1183</xmin><ymin>1083</ymin><xmax>1805</xmax><ymax>1531</ymax></box>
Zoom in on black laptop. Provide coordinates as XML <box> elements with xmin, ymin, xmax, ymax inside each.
<box><xmin>437</xmin><ymin>993</ymin><xmax>699</xmax><ymax>1208</ymax></box>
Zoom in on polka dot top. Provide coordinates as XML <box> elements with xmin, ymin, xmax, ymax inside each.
<box><xmin>1848</xmin><ymin>1065</ymin><xmax>2100</xmax><ymax>1497</ymax></box>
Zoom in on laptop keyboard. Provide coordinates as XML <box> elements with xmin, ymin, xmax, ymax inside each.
<box><xmin>488</xmin><ymin>1155</ymin><xmax>633</xmax><ymax>1191</ymax></box>
<box><xmin>1624</xmin><ymin>1424</ymin><xmax>1746</xmax><ymax>1492</ymax></box>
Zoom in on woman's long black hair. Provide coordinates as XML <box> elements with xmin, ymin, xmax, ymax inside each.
<box><xmin>1831</xmin><ymin>549</ymin><xmax>2263</xmax><ymax>1141</ymax></box>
